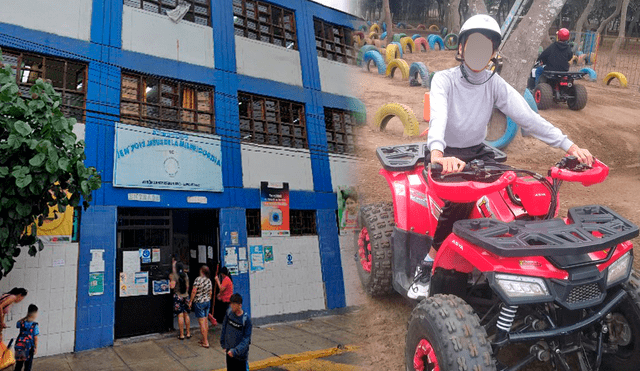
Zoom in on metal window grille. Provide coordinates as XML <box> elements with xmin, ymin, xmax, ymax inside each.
<box><xmin>245</xmin><ymin>209</ymin><xmax>317</xmax><ymax>236</ymax></box>
<box><xmin>123</xmin><ymin>0</ymin><xmax>211</xmax><ymax>26</ymax></box>
<box><xmin>0</xmin><ymin>49</ymin><xmax>87</xmax><ymax>122</ymax></box>
<box><xmin>324</xmin><ymin>107</ymin><xmax>357</xmax><ymax>154</ymax></box>
<box><xmin>238</xmin><ymin>92</ymin><xmax>307</xmax><ymax>149</ymax></box>
<box><xmin>313</xmin><ymin>18</ymin><xmax>355</xmax><ymax>65</ymax></box>
<box><xmin>121</xmin><ymin>73</ymin><xmax>215</xmax><ymax>134</ymax></box>
<box><xmin>232</xmin><ymin>0</ymin><xmax>298</xmax><ymax>50</ymax></box>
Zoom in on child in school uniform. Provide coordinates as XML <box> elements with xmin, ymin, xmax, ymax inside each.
<box><xmin>14</xmin><ymin>304</ymin><xmax>39</xmax><ymax>371</ymax></box>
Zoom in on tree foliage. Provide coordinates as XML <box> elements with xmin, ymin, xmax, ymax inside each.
<box><xmin>0</xmin><ymin>50</ymin><xmax>101</xmax><ymax>278</ymax></box>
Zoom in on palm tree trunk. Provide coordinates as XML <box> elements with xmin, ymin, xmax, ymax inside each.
<box><xmin>383</xmin><ymin>0</ymin><xmax>393</xmax><ymax>36</ymax></box>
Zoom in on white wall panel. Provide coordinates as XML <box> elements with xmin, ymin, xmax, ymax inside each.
<box><xmin>122</xmin><ymin>6</ymin><xmax>214</xmax><ymax>68</ymax></box>
<box><xmin>235</xmin><ymin>36</ymin><xmax>303</xmax><ymax>87</ymax></box>
<box><xmin>248</xmin><ymin>236</ymin><xmax>325</xmax><ymax>318</ymax></box>
<box><xmin>241</xmin><ymin>143</ymin><xmax>314</xmax><ymax>191</ymax></box>
<box><xmin>338</xmin><ymin>234</ymin><xmax>366</xmax><ymax>306</ymax></box>
<box><xmin>0</xmin><ymin>0</ymin><xmax>92</xmax><ymax>41</ymax></box>
<box><xmin>328</xmin><ymin>153</ymin><xmax>358</xmax><ymax>191</ymax></box>
<box><xmin>317</xmin><ymin>58</ymin><xmax>358</xmax><ymax>97</ymax></box>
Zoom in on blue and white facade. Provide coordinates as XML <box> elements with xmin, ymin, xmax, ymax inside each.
<box><xmin>0</xmin><ymin>0</ymin><xmax>363</xmax><ymax>355</ymax></box>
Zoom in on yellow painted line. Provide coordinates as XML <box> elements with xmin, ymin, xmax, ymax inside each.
<box><xmin>212</xmin><ymin>345</ymin><xmax>359</xmax><ymax>371</ymax></box>
<box><xmin>279</xmin><ymin>358</ymin><xmax>360</xmax><ymax>371</ymax></box>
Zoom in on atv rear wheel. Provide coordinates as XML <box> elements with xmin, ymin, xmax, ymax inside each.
<box><xmin>600</xmin><ymin>270</ymin><xmax>640</xmax><ymax>371</ymax></box>
<box><xmin>355</xmin><ymin>202</ymin><xmax>394</xmax><ymax>296</ymax></box>
<box><xmin>405</xmin><ymin>294</ymin><xmax>496</xmax><ymax>371</ymax></box>
<box><xmin>533</xmin><ymin>83</ymin><xmax>554</xmax><ymax>110</ymax></box>
<box><xmin>567</xmin><ymin>84</ymin><xmax>588</xmax><ymax>110</ymax></box>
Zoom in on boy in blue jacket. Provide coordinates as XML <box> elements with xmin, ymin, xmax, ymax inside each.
<box><xmin>220</xmin><ymin>293</ymin><xmax>252</xmax><ymax>371</ymax></box>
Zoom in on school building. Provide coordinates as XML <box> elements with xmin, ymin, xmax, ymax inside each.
<box><xmin>0</xmin><ymin>0</ymin><xmax>365</xmax><ymax>356</ymax></box>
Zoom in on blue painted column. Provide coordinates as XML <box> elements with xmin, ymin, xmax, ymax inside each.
<box><xmin>316</xmin><ymin>209</ymin><xmax>346</xmax><ymax>309</ymax></box>
<box><xmin>75</xmin><ymin>206</ymin><xmax>118</xmax><ymax>351</ymax></box>
<box><xmin>219</xmin><ymin>208</ymin><xmax>251</xmax><ymax>316</ymax></box>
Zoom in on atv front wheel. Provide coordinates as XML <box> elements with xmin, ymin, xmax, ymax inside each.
<box><xmin>355</xmin><ymin>202</ymin><xmax>394</xmax><ymax>296</ymax></box>
<box><xmin>533</xmin><ymin>83</ymin><xmax>554</xmax><ymax>110</ymax></box>
<box><xmin>406</xmin><ymin>295</ymin><xmax>496</xmax><ymax>371</ymax></box>
<box><xmin>600</xmin><ymin>270</ymin><xmax>640</xmax><ymax>371</ymax></box>
<box><xmin>567</xmin><ymin>84</ymin><xmax>588</xmax><ymax>110</ymax></box>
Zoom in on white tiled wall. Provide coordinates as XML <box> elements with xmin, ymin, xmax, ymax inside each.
<box><xmin>248</xmin><ymin>236</ymin><xmax>325</xmax><ymax>318</ymax></box>
<box><xmin>317</xmin><ymin>58</ymin><xmax>358</xmax><ymax>97</ymax></box>
<box><xmin>122</xmin><ymin>6</ymin><xmax>215</xmax><ymax>68</ymax></box>
<box><xmin>338</xmin><ymin>234</ymin><xmax>366</xmax><ymax>306</ymax></box>
<box><xmin>235</xmin><ymin>36</ymin><xmax>303</xmax><ymax>87</ymax></box>
<box><xmin>0</xmin><ymin>0</ymin><xmax>92</xmax><ymax>41</ymax></box>
<box><xmin>241</xmin><ymin>143</ymin><xmax>314</xmax><ymax>191</ymax></box>
<box><xmin>0</xmin><ymin>242</ymin><xmax>78</xmax><ymax>357</ymax></box>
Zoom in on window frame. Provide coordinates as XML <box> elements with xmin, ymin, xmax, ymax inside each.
<box><xmin>324</xmin><ymin>107</ymin><xmax>358</xmax><ymax>155</ymax></box>
<box><xmin>238</xmin><ymin>92</ymin><xmax>308</xmax><ymax>149</ymax></box>
<box><xmin>313</xmin><ymin>18</ymin><xmax>355</xmax><ymax>65</ymax></box>
<box><xmin>0</xmin><ymin>49</ymin><xmax>88</xmax><ymax>122</ymax></box>
<box><xmin>232</xmin><ymin>0</ymin><xmax>298</xmax><ymax>50</ymax></box>
<box><xmin>123</xmin><ymin>0</ymin><xmax>212</xmax><ymax>26</ymax></box>
<box><xmin>120</xmin><ymin>72</ymin><xmax>216</xmax><ymax>134</ymax></box>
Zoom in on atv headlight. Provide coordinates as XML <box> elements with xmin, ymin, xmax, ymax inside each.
<box><xmin>495</xmin><ymin>274</ymin><xmax>550</xmax><ymax>298</ymax></box>
<box><xmin>607</xmin><ymin>252</ymin><xmax>632</xmax><ymax>287</ymax></box>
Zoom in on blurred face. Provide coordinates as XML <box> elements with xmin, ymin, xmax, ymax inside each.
<box><xmin>345</xmin><ymin>198</ymin><xmax>357</xmax><ymax>213</ymax></box>
<box><xmin>231</xmin><ymin>302</ymin><xmax>242</xmax><ymax>315</ymax></box>
<box><xmin>29</xmin><ymin>312</ymin><xmax>38</xmax><ymax>321</ymax></box>
<box><xmin>463</xmin><ymin>33</ymin><xmax>495</xmax><ymax>72</ymax></box>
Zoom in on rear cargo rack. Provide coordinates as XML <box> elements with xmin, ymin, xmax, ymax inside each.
<box><xmin>453</xmin><ymin>205</ymin><xmax>639</xmax><ymax>258</ymax></box>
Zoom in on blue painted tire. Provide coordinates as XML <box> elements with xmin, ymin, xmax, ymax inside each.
<box><xmin>359</xmin><ymin>25</ymin><xmax>368</xmax><ymax>32</ymax></box>
<box><xmin>367</xmin><ymin>21</ymin><xmax>372</xmax><ymax>26</ymax></box>
<box><xmin>487</xmin><ymin>89</ymin><xmax>536</xmax><ymax>149</ymax></box>
<box><xmin>397</xmin><ymin>22</ymin><xmax>407</xmax><ymax>28</ymax></box>
<box><xmin>579</xmin><ymin>67</ymin><xmax>597</xmax><ymax>81</ymax></box>
<box><xmin>356</xmin><ymin>45</ymin><xmax>379</xmax><ymax>66</ymax></box>
<box><xmin>412</xmin><ymin>34</ymin><xmax>422</xmax><ymax>40</ymax></box>
<box><xmin>381</xmin><ymin>31</ymin><xmax>387</xmax><ymax>40</ymax></box>
<box><xmin>409</xmin><ymin>62</ymin><xmax>429</xmax><ymax>88</ymax></box>
<box><xmin>576</xmin><ymin>51</ymin><xmax>584</xmax><ymax>56</ymax></box>
<box><xmin>390</xmin><ymin>42</ymin><xmax>404</xmax><ymax>58</ymax></box>
<box><xmin>428</xmin><ymin>35</ymin><xmax>444</xmax><ymax>50</ymax></box>
<box><xmin>363</xmin><ymin>50</ymin><xmax>387</xmax><ymax>75</ymax></box>
<box><xmin>382</xmin><ymin>22</ymin><xmax>387</xmax><ymax>32</ymax></box>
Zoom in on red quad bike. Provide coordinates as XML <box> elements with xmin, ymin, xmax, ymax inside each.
<box><xmin>529</xmin><ymin>66</ymin><xmax>589</xmax><ymax>111</ymax></box>
<box><xmin>355</xmin><ymin>142</ymin><xmax>640</xmax><ymax>371</ymax></box>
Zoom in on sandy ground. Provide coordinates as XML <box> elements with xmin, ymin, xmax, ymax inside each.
<box><xmin>349</xmin><ymin>49</ymin><xmax>640</xmax><ymax>371</ymax></box>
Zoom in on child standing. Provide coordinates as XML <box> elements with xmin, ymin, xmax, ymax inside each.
<box><xmin>220</xmin><ymin>294</ymin><xmax>252</xmax><ymax>371</ymax></box>
<box><xmin>15</xmin><ymin>304</ymin><xmax>38</xmax><ymax>371</ymax></box>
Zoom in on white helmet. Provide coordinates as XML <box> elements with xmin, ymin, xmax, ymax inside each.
<box><xmin>459</xmin><ymin>15</ymin><xmax>502</xmax><ymax>50</ymax></box>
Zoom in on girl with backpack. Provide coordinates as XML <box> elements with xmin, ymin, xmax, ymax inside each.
<box><xmin>170</xmin><ymin>262</ymin><xmax>191</xmax><ymax>340</ymax></box>
<box><xmin>14</xmin><ymin>304</ymin><xmax>39</xmax><ymax>371</ymax></box>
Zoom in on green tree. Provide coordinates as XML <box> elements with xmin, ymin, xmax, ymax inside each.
<box><xmin>0</xmin><ymin>51</ymin><xmax>101</xmax><ymax>278</ymax></box>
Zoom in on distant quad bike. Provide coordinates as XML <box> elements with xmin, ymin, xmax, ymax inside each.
<box><xmin>355</xmin><ymin>142</ymin><xmax>640</xmax><ymax>371</ymax></box>
<box><xmin>528</xmin><ymin>64</ymin><xmax>588</xmax><ymax>111</ymax></box>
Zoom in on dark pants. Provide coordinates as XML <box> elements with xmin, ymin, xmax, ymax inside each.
<box><xmin>226</xmin><ymin>354</ymin><xmax>248</xmax><ymax>371</ymax></box>
<box><xmin>214</xmin><ymin>299</ymin><xmax>230</xmax><ymax>324</ymax></box>
<box><xmin>428</xmin><ymin>144</ymin><xmax>497</xmax><ymax>251</ymax></box>
<box><xmin>15</xmin><ymin>355</ymin><xmax>34</xmax><ymax>371</ymax></box>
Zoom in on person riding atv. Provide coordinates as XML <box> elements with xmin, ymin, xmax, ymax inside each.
<box><xmin>538</xmin><ymin>28</ymin><xmax>573</xmax><ymax>72</ymax></box>
<box><xmin>416</xmin><ymin>15</ymin><xmax>593</xmax><ymax>299</ymax></box>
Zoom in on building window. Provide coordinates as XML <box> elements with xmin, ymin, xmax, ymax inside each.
<box><xmin>120</xmin><ymin>73</ymin><xmax>215</xmax><ymax>134</ymax></box>
<box><xmin>245</xmin><ymin>209</ymin><xmax>317</xmax><ymax>236</ymax></box>
<box><xmin>238</xmin><ymin>92</ymin><xmax>307</xmax><ymax>149</ymax></box>
<box><xmin>324</xmin><ymin>107</ymin><xmax>357</xmax><ymax>154</ymax></box>
<box><xmin>0</xmin><ymin>49</ymin><xmax>87</xmax><ymax>122</ymax></box>
<box><xmin>313</xmin><ymin>18</ymin><xmax>355</xmax><ymax>65</ymax></box>
<box><xmin>232</xmin><ymin>0</ymin><xmax>297</xmax><ymax>50</ymax></box>
<box><xmin>123</xmin><ymin>0</ymin><xmax>211</xmax><ymax>26</ymax></box>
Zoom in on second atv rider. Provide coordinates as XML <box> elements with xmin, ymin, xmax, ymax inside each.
<box><xmin>411</xmin><ymin>15</ymin><xmax>593</xmax><ymax>299</ymax></box>
<box><xmin>538</xmin><ymin>27</ymin><xmax>573</xmax><ymax>72</ymax></box>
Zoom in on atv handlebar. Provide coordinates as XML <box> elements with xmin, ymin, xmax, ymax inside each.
<box><xmin>428</xmin><ymin>164</ymin><xmax>518</xmax><ymax>203</ymax></box>
<box><xmin>550</xmin><ymin>158</ymin><xmax>609</xmax><ymax>186</ymax></box>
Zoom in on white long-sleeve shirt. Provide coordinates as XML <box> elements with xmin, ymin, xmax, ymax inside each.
<box><xmin>427</xmin><ymin>65</ymin><xmax>574</xmax><ymax>153</ymax></box>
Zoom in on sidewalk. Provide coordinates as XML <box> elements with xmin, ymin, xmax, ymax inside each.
<box><xmin>32</xmin><ymin>312</ymin><xmax>362</xmax><ymax>371</ymax></box>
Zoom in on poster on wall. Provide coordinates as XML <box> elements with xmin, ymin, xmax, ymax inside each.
<box><xmin>89</xmin><ymin>273</ymin><xmax>104</xmax><ymax>296</ymax></box>
<box><xmin>123</xmin><ymin>251</ymin><xmax>140</xmax><ymax>273</ymax></box>
<box><xmin>250</xmin><ymin>245</ymin><xmax>264</xmax><ymax>272</ymax></box>
<box><xmin>264</xmin><ymin>246</ymin><xmax>273</xmax><ymax>263</ymax></box>
<box><xmin>239</xmin><ymin>260</ymin><xmax>249</xmax><ymax>274</ymax></box>
<box><xmin>28</xmin><ymin>202</ymin><xmax>74</xmax><ymax>243</ymax></box>
<box><xmin>224</xmin><ymin>247</ymin><xmax>239</xmax><ymax>275</ymax></box>
<box><xmin>260</xmin><ymin>182</ymin><xmax>290</xmax><ymax>237</ymax></box>
<box><xmin>338</xmin><ymin>186</ymin><xmax>359</xmax><ymax>235</ymax></box>
<box><xmin>152</xmin><ymin>280</ymin><xmax>170</xmax><ymax>295</ymax></box>
<box><xmin>139</xmin><ymin>248</ymin><xmax>151</xmax><ymax>264</ymax></box>
<box><xmin>119</xmin><ymin>271</ymin><xmax>149</xmax><ymax>297</ymax></box>
<box><xmin>113</xmin><ymin>122</ymin><xmax>223</xmax><ymax>192</ymax></box>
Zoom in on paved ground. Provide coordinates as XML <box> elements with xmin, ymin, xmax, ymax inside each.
<box><xmin>31</xmin><ymin>312</ymin><xmax>361</xmax><ymax>371</ymax></box>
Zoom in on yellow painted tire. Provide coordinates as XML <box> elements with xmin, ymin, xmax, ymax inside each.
<box><xmin>373</xmin><ymin>103</ymin><xmax>419</xmax><ymax>136</ymax></box>
<box><xmin>570</xmin><ymin>55</ymin><xmax>578</xmax><ymax>64</ymax></box>
<box><xmin>400</xmin><ymin>37</ymin><xmax>416</xmax><ymax>53</ymax></box>
<box><xmin>603</xmin><ymin>72</ymin><xmax>628</xmax><ymax>88</ymax></box>
<box><xmin>385</xmin><ymin>58</ymin><xmax>410</xmax><ymax>80</ymax></box>
<box><xmin>379</xmin><ymin>47</ymin><xmax>386</xmax><ymax>56</ymax></box>
<box><xmin>369</xmin><ymin>31</ymin><xmax>379</xmax><ymax>40</ymax></box>
<box><xmin>370</xmin><ymin>24</ymin><xmax>382</xmax><ymax>34</ymax></box>
<box><xmin>428</xmin><ymin>25</ymin><xmax>440</xmax><ymax>32</ymax></box>
<box><xmin>385</xmin><ymin>43</ymin><xmax>401</xmax><ymax>63</ymax></box>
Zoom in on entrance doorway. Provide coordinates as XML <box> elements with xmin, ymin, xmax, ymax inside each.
<box><xmin>115</xmin><ymin>208</ymin><xmax>219</xmax><ymax>339</ymax></box>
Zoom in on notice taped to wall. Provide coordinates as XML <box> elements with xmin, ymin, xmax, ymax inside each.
<box><xmin>119</xmin><ymin>271</ymin><xmax>149</xmax><ymax>297</ymax></box>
